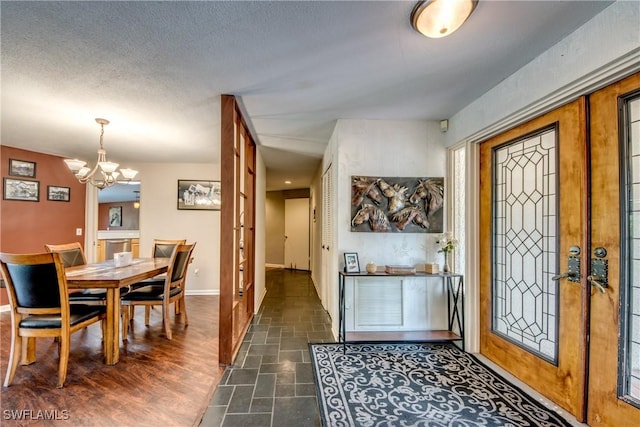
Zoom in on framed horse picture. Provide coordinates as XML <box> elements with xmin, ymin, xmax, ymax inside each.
<box><xmin>350</xmin><ymin>175</ymin><xmax>444</xmax><ymax>233</ymax></box>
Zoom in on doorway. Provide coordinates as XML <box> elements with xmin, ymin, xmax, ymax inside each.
<box><xmin>479</xmin><ymin>72</ymin><xmax>640</xmax><ymax>424</ymax></box>
<box><xmin>284</xmin><ymin>198</ymin><xmax>310</xmax><ymax>270</ymax></box>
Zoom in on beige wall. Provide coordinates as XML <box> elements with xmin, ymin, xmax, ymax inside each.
<box><xmin>133</xmin><ymin>162</ymin><xmax>220</xmax><ymax>294</ymax></box>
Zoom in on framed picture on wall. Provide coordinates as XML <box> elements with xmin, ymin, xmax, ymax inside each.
<box><xmin>47</xmin><ymin>185</ymin><xmax>70</xmax><ymax>202</ymax></box>
<box><xmin>177</xmin><ymin>179</ymin><xmax>221</xmax><ymax>210</ymax></box>
<box><xmin>109</xmin><ymin>206</ymin><xmax>122</xmax><ymax>227</ymax></box>
<box><xmin>9</xmin><ymin>159</ymin><xmax>36</xmax><ymax>178</ymax></box>
<box><xmin>3</xmin><ymin>178</ymin><xmax>39</xmax><ymax>202</ymax></box>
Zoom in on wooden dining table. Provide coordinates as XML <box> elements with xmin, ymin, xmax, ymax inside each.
<box><xmin>64</xmin><ymin>257</ymin><xmax>170</xmax><ymax>365</ymax></box>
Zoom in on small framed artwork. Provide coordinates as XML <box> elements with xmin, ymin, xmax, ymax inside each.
<box><xmin>9</xmin><ymin>159</ymin><xmax>36</xmax><ymax>178</ymax></box>
<box><xmin>3</xmin><ymin>178</ymin><xmax>39</xmax><ymax>202</ymax></box>
<box><xmin>177</xmin><ymin>179</ymin><xmax>221</xmax><ymax>210</ymax></box>
<box><xmin>344</xmin><ymin>252</ymin><xmax>360</xmax><ymax>273</ymax></box>
<box><xmin>109</xmin><ymin>206</ymin><xmax>122</xmax><ymax>227</ymax></box>
<box><xmin>47</xmin><ymin>185</ymin><xmax>70</xmax><ymax>202</ymax></box>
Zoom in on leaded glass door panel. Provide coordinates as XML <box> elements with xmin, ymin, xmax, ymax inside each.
<box><xmin>479</xmin><ymin>98</ymin><xmax>588</xmax><ymax>420</ymax></box>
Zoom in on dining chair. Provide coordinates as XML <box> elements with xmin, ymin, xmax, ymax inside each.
<box><xmin>0</xmin><ymin>252</ymin><xmax>106</xmax><ymax>388</ymax></box>
<box><xmin>128</xmin><ymin>238</ymin><xmax>186</xmax><ymax>318</ymax></box>
<box><xmin>121</xmin><ymin>243</ymin><xmax>196</xmax><ymax>340</ymax></box>
<box><xmin>44</xmin><ymin>242</ymin><xmax>109</xmax><ymax>305</ymax></box>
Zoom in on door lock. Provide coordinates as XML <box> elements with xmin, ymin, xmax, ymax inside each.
<box><xmin>589</xmin><ymin>246</ymin><xmax>608</xmax><ymax>293</ymax></box>
<box><xmin>552</xmin><ymin>245</ymin><xmax>580</xmax><ymax>283</ymax></box>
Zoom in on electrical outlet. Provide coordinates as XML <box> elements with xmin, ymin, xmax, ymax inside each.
<box><xmin>194</xmin><ymin>268</ymin><xmax>199</xmax><ymax>277</ymax></box>
<box><xmin>76</xmin><ymin>228</ymin><xmax>82</xmax><ymax>236</ymax></box>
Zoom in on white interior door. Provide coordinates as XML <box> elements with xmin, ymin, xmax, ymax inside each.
<box><xmin>284</xmin><ymin>198</ymin><xmax>310</xmax><ymax>270</ymax></box>
<box><xmin>322</xmin><ymin>165</ymin><xmax>334</xmax><ymax>313</ymax></box>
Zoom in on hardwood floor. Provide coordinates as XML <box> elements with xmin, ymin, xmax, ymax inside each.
<box><xmin>0</xmin><ymin>295</ymin><xmax>224</xmax><ymax>426</ymax></box>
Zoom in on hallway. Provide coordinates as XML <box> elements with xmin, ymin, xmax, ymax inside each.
<box><xmin>200</xmin><ymin>268</ymin><xmax>333</xmax><ymax>427</ymax></box>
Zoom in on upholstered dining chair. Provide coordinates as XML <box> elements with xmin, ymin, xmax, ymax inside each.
<box><xmin>44</xmin><ymin>242</ymin><xmax>109</xmax><ymax>305</ymax></box>
<box><xmin>121</xmin><ymin>243</ymin><xmax>196</xmax><ymax>340</ymax></box>
<box><xmin>0</xmin><ymin>252</ymin><xmax>106</xmax><ymax>388</ymax></box>
<box><xmin>127</xmin><ymin>239</ymin><xmax>186</xmax><ymax>318</ymax></box>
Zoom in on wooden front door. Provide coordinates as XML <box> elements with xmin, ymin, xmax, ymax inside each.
<box><xmin>587</xmin><ymin>72</ymin><xmax>640</xmax><ymax>426</ymax></box>
<box><xmin>479</xmin><ymin>98</ymin><xmax>589</xmax><ymax>418</ymax></box>
<box><xmin>479</xmin><ymin>73</ymin><xmax>640</xmax><ymax>423</ymax></box>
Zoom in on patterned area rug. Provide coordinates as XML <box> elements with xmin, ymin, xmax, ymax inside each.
<box><xmin>310</xmin><ymin>343</ymin><xmax>572</xmax><ymax>427</ymax></box>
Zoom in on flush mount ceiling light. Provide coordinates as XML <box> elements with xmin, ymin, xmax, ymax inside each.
<box><xmin>64</xmin><ymin>118</ymin><xmax>138</xmax><ymax>189</ymax></box>
<box><xmin>411</xmin><ymin>0</ymin><xmax>478</xmax><ymax>38</ymax></box>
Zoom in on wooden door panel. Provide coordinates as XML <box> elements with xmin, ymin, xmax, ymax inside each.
<box><xmin>479</xmin><ymin>98</ymin><xmax>588</xmax><ymax>418</ymax></box>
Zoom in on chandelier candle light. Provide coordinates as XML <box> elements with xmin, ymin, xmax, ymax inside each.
<box><xmin>64</xmin><ymin>118</ymin><xmax>138</xmax><ymax>189</ymax></box>
<box><xmin>436</xmin><ymin>232</ymin><xmax>458</xmax><ymax>273</ymax></box>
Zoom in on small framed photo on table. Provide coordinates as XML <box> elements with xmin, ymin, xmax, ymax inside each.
<box><xmin>344</xmin><ymin>252</ymin><xmax>360</xmax><ymax>273</ymax></box>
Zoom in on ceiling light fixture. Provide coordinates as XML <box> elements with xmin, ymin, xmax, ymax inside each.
<box><xmin>411</xmin><ymin>0</ymin><xmax>478</xmax><ymax>39</ymax></box>
<box><xmin>64</xmin><ymin>118</ymin><xmax>138</xmax><ymax>189</ymax></box>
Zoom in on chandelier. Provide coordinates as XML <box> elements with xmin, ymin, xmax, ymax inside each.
<box><xmin>64</xmin><ymin>118</ymin><xmax>138</xmax><ymax>189</ymax></box>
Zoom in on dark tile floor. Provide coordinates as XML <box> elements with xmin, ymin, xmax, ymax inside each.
<box><xmin>200</xmin><ymin>268</ymin><xmax>334</xmax><ymax>427</ymax></box>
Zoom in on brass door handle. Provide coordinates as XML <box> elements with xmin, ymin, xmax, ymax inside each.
<box><xmin>587</xmin><ymin>275</ymin><xmax>607</xmax><ymax>293</ymax></box>
<box><xmin>552</xmin><ymin>271</ymin><xmax>578</xmax><ymax>281</ymax></box>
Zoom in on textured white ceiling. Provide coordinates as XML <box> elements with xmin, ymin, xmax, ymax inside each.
<box><xmin>1</xmin><ymin>1</ymin><xmax>612</xmax><ymax>190</ymax></box>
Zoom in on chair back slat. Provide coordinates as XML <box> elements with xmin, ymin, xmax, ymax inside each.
<box><xmin>152</xmin><ymin>239</ymin><xmax>186</xmax><ymax>258</ymax></box>
<box><xmin>170</xmin><ymin>249</ymin><xmax>191</xmax><ymax>283</ymax></box>
<box><xmin>0</xmin><ymin>252</ymin><xmax>68</xmax><ymax>314</ymax></box>
<box><xmin>57</xmin><ymin>249</ymin><xmax>85</xmax><ymax>267</ymax></box>
<box><xmin>154</xmin><ymin>244</ymin><xmax>178</xmax><ymax>258</ymax></box>
<box><xmin>4</xmin><ymin>262</ymin><xmax>61</xmax><ymax>308</ymax></box>
<box><xmin>44</xmin><ymin>243</ymin><xmax>86</xmax><ymax>267</ymax></box>
<box><xmin>166</xmin><ymin>243</ymin><xmax>196</xmax><ymax>290</ymax></box>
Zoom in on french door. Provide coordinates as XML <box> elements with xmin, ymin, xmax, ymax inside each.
<box><xmin>587</xmin><ymin>73</ymin><xmax>640</xmax><ymax>426</ymax></box>
<box><xmin>480</xmin><ymin>98</ymin><xmax>589</xmax><ymax>418</ymax></box>
<box><xmin>479</xmin><ymin>72</ymin><xmax>640</xmax><ymax>424</ymax></box>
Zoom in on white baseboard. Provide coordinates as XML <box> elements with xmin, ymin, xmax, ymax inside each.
<box><xmin>266</xmin><ymin>263</ymin><xmax>285</xmax><ymax>269</ymax></box>
<box><xmin>185</xmin><ymin>290</ymin><xmax>219</xmax><ymax>296</ymax></box>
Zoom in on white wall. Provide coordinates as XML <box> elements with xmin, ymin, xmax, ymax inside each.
<box><xmin>134</xmin><ymin>162</ymin><xmax>220</xmax><ymax>294</ymax></box>
<box><xmin>331</xmin><ymin>119</ymin><xmax>449</xmax><ymax>333</ymax></box>
<box><xmin>447</xmin><ymin>1</ymin><xmax>640</xmax><ymax>145</ymax></box>
<box><xmin>336</xmin><ymin>119</ymin><xmax>446</xmax><ymax>267</ymax></box>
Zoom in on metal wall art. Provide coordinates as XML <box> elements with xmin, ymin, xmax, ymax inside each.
<box><xmin>351</xmin><ymin>175</ymin><xmax>444</xmax><ymax>233</ymax></box>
